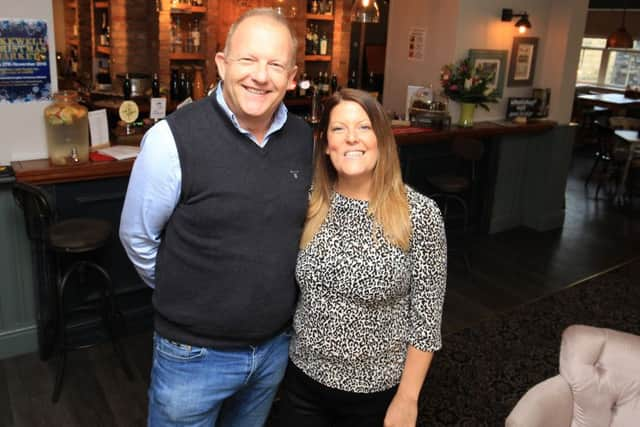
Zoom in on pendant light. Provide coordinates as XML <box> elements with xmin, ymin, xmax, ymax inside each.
<box><xmin>350</xmin><ymin>0</ymin><xmax>380</xmax><ymax>89</ymax></box>
<box><xmin>606</xmin><ymin>6</ymin><xmax>633</xmax><ymax>49</ymax></box>
<box><xmin>350</xmin><ymin>0</ymin><xmax>380</xmax><ymax>24</ymax></box>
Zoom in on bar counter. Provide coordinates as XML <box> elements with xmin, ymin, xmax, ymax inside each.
<box><xmin>11</xmin><ymin>120</ymin><xmax>556</xmax><ymax>185</ymax></box>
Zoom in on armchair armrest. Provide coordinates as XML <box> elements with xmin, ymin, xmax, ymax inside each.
<box><xmin>505</xmin><ymin>375</ymin><xmax>573</xmax><ymax>427</ymax></box>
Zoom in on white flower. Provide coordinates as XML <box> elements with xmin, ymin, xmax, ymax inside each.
<box><xmin>464</xmin><ymin>78</ymin><xmax>472</xmax><ymax>90</ymax></box>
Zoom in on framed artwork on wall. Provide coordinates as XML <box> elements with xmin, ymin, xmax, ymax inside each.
<box><xmin>507</xmin><ymin>37</ymin><xmax>539</xmax><ymax>87</ymax></box>
<box><xmin>468</xmin><ymin>49</ymin><xmax>508</xmax><ymax>97</ymax></box>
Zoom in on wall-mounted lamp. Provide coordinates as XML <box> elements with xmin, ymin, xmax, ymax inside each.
<box><xmin>501</xmin><ymin>9</ymin><xmax>531</xmax><ymax>34</ymax></box>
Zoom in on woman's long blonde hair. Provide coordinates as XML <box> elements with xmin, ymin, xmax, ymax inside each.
<box><xmin>300</xmin><ymin>88</ymin><xmax>411</xmax><ymax>251</ymax></box>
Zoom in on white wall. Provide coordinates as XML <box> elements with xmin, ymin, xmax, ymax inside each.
<box><xmin>0</xmin><ymin>0</ymin><xmax>58</xmax><ymax>164</ymax></box>
<box><xmin>383</xmin><ymin>0</ymin><xmax>589</xmax><ymax>125</ymax></box>
<box><xmin>383</xmin><ymin>0</ymin><xmax>459</xmax><ymax>118</ymax></box>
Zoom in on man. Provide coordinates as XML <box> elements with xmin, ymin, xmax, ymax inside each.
<box><xmin>119</xmin><ymin>8</ymin><xmax>313</xmax><ymax>426</ymax></box>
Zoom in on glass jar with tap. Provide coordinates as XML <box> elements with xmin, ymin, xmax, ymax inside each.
<box><xmin>43</xmin><ymin>90</ymin><xmax>89</xmax><ymax>165</ymax></box>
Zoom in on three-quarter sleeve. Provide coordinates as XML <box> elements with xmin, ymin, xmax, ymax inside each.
<box><xmin>407</xmin><ymin>196</ymin><xmax>447</xmax><ymax>352</ymax></box>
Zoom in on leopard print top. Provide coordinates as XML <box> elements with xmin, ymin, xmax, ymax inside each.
<box><xmin>290</xmin><ymin>186</ymin><xmax>447</xmax><ymax>393</ymax></box>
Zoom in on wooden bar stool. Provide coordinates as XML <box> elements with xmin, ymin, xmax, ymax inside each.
<box><xmin>12</xmin><ymin>181</ymin><xmax>133</xmax><ymax>403</ymax></box>
<box><xmin>426</xmin><ymin>138</ymin><xmax>484</xmax><ymax>279</ymax></box>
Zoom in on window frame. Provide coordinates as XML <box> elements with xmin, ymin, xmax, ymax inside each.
<box><xmin>576</xmin><ymin>37</ymin><xmax>640</xmax><ymax>88</ymax></box>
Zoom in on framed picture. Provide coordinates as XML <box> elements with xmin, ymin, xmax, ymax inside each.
<box><xmin>469</xmin><ymin>49</ymin><xmax>508</xmax><ymax>97</ymax></box>
<box><xmin>507</xmin><ymin>37</ymin><xmax>538</xmax><ymax>87</ymax></box>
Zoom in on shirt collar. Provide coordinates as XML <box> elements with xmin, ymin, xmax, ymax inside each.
<box><xmin>215</xmin><ymin>82</ymin><xmax>289</xmax><ymax>146</ymax></box>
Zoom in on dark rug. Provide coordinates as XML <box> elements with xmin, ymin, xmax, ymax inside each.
<box><xmin>417</xmin><ymin>260</ymin><xmax>640</xmax><ymax>427</ymax></box>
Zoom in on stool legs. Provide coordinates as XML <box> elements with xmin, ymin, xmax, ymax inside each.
<box><xmin>52</xmin><ymin>260</ymin><xmax>133</xmax><ymax>403</ymax></box>
<box><xmin>433</xmin><ymin>193</ymin><xmax>473</xmax><ymax>283</ymax></box>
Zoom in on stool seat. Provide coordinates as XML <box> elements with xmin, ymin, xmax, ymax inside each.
<box><xmin>49</xmin><ymin>219</ymin><xmax>112</xmax><ymax>253</ymax></box>
<box><xmin>427</xmin><ymin>175</ymin><xmax>469</xmax><ymax>193</ymax></box>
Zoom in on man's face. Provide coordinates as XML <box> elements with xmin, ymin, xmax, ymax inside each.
<box><xmin>215</xmin><ymin>16</ymin><xmax>297</xmax><ymax>130</ymax></box>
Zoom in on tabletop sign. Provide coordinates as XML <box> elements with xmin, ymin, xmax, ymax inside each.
<box><xmin>506</xmin><ymin>97</ymin><xmax>537</xmax><ymax>119</ymax></box>
<box><xmin>118</xmin><ymin>100</ymin><xmax>139</xmax><ymax>124</ymax></box>
<box><xmin>149</xmin><ymin>97</ymin><xmax>167</xmax><ymax>120</ymax></box>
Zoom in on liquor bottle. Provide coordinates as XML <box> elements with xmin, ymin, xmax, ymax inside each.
<box><xmin>192</xmin><ymin>18</ymin><xmax>201</xmax><ymax>53</ymax></box>
<box><xmin>170</xmin><ymin>68</ymin><xmax>179</xmax><ymax>101</ymax></box>
<box><xmin>319</xmin><ymin>32</ymin><xmax>328</xmax><ymax>56</ymax></box>
<box><xmin>106</xmin><ymin>25</ymin><xmax>111</xmax><ymax>46</ymax></box>
<box><xmin>312</xmin><ymin>25</ymin><xmax>319</xmax><ymax>55</ymax></box>
<box><xmin>298</xmin><ymin>72</ymin><xmax>308</xmax><ymax>97</ymax></box>
<box><xmin>348</xmin><ymin>70</ymin><xmax>357</xmax><ymax>88</ymax></box>
<box><xmin>305</xmin><ymin>25</ymin><xmax>313</xmax><ymax>55</ymax></box>
<box><xmin>323</xmin><ymin>72</ymin><xmax>330</xmax><ymax>95</ymax></box>
<box><xmin>326</xmin><ymin>0</ymin><xmax>333</xmax><ymax>15</ymax></box>
<box><xmin>186</xmin><ymin>21</ymin><xmax>194</xmax><ymax>53</ymax></box>
<box><xmin>99</xmin><ymin>12</ymin><xmax>108</xmax><ymax>46</ymax></box>
<box><xmin>179</xmin><ymin>70</ymin><xmax>188</xmax><ymax>101</ymax></box>
<box><xmin>311</xmin><ymin>0</ymin><xmax>319</xmax><ymax>14</ymax></box>
<box><xmin>123</xmin><ymin>73</ymin><xmax>132</xmax><ymax>100</ymax></box>
<box><xmin>152</xmin><ymin>72</ymin><xmax>160</xmax><ymax>98</ymax></box>
<box><xmin>368</xmin><ymin>71</ymin><xmax>375</xmax><ymax>90</ymax></box>
<box><xmin>173</xmin><ymin>17</ymin><xmax>183</xmax><ymax>53</ymax></box>
<box><xmin>330</xmin><ymin>74</ymin><xmax>338</xmax><ymax>94</ymax></box>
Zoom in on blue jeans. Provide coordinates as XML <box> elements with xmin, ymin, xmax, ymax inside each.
<box><xmin>148</xmin><ymin>330</ymin><xmax>290</xmax><ymax>427</ymax></box>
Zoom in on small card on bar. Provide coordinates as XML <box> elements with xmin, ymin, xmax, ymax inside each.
<box><xmin>88</xmin><ymin>109</ymin><xmax>110</xmax><ymax>149</ymax></box>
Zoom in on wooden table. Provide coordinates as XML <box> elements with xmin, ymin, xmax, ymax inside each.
<box><xmin>577</xmin><ymin>93</ymin><xmax>640</xmax><ymax>116</ymax></box>
<box><xmin>613</xmin><ymin>129</ymin><xmax>640</xmax><ymax>206</ymax></box>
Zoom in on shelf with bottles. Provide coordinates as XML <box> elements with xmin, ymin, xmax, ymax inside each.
<box><xmin>169</xmin><ymin>14</ymin><xmax>204</xmax><ymax>58</ymax></box>
<box><xmin>307</xmin><ymin>0</ymin><xmax>334</xmax><ymax>17</ymax></box>
<box><xmin>170</xmin><ymin>0</ymin><xmax>206</xmax><ymax>14</ymax></box>
<box><xmin>304</xmin><ymin>23</ymin><xmax>333</xmax><ymax>58</ymax></box>
<box><xmin>95</xmin><ymin>7</ymin><xmax>111</xmax><ymax>54</ymax></box>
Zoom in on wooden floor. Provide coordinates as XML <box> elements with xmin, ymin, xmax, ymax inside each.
<box><xmin>1</xmin><ymin>145</ymin><xmax>638</xmax><ymax>427</ymax></box>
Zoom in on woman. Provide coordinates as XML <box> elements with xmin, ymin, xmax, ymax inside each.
<box><xmin>278</xmin><ymin>88</ymin><xmax>447</xmax><ymax>427</ymax></box>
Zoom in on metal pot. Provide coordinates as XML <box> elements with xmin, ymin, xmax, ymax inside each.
<box><xmin>116</xmin><ymin>73</ymin><xmax>151</xmax><ymax>97</ymax></box>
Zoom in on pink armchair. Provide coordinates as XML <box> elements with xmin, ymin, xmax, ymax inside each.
<box><xmin>506</xmin><ymin>324</ymin><xmax>640</xmax><ymax>427</ymax></box>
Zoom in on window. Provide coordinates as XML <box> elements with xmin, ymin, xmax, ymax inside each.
<box><xmin>576</xmin><ymin>38</ymin><xmax>640</xmax><ymax>88</ymax></box>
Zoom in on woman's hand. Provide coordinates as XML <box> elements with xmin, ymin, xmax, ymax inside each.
<box><xmin>383</xmin><ymin>392</ymin><xmax>418</xmax><ymax>427</ymax></box>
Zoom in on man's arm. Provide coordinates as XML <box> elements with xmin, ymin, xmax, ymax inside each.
<box><xmin>119</xmin><ymin>120</ymin><xmax>181</xmax><ymax>288</ymax></box>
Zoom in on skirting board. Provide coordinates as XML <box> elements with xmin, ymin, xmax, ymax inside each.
<box><xmin>0</xmin><ymin>325</ymin><xmax>37</xmax><ymax>360</ymax></box>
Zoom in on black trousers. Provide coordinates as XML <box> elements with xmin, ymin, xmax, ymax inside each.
<box><xmin>276</xmin><ymin>360</ymin><xmax>398</xmax><ymax>427</ymax></box>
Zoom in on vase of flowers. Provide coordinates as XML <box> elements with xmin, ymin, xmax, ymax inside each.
<box><xmin>440</xmin><ymin>58</ymin><xmax>499</xmax><ymax>127</ymax></box>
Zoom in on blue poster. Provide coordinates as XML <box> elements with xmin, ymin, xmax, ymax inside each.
<box><xmin>0</xmin><ymin>19</ymin><xmax>51</xmax><ymax>103</ymax></box>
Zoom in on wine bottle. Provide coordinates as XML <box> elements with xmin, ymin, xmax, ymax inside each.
<box><xmin>330</xmin><ymin>74</ymin><xmax>338</xmax><ymax>94</ymax></box>
<box><xmin>152</xmin><ymin>72</ymin><xmax>160</xmax><ymax>98</ymax></box>
<box><xmin>170</xmin><ymin>68</ymin><xmax>179</xmax><ymax>101</ymax></box>
<box><xmin>123</xmin><ymin>73</ymin><xmax>132</xmax><ymax>100</ymax></box>
<box><xmin>348</xmin><ymin>70</ymin><xmax>357</xmax><ymax>88</ymax></box>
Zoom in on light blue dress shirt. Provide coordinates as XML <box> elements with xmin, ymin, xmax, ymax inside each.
<box><xmin>119</xmin><ymin>84</ymin><xmax>290</xmax><ymax>288</ymax></box>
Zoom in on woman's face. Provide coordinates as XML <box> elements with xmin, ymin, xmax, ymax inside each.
<box><xmin>325</xmin><ymin>100</ymin><xmax>379</xmax><ymax>190</ymax></box>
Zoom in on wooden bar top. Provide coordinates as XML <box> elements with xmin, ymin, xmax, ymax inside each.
<box><xmin>393</xmin><ymin>120</ymin><xmax>556</xmax><ymax>145</ymax></box>
<box><xmin>11</xmin><ymin>157</ymin><xmax>135</xmax><ymax>185</ymax></box>
<box><xmin>12</xmin><ymin>120</ymin><xmax>556</xmax><ymax>185</ymax></box>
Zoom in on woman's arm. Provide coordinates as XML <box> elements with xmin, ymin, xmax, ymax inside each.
<box><xmin>384</xmin><ymin>346</ymin><xmax>433</xmax><ymax>427</ymax></box>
